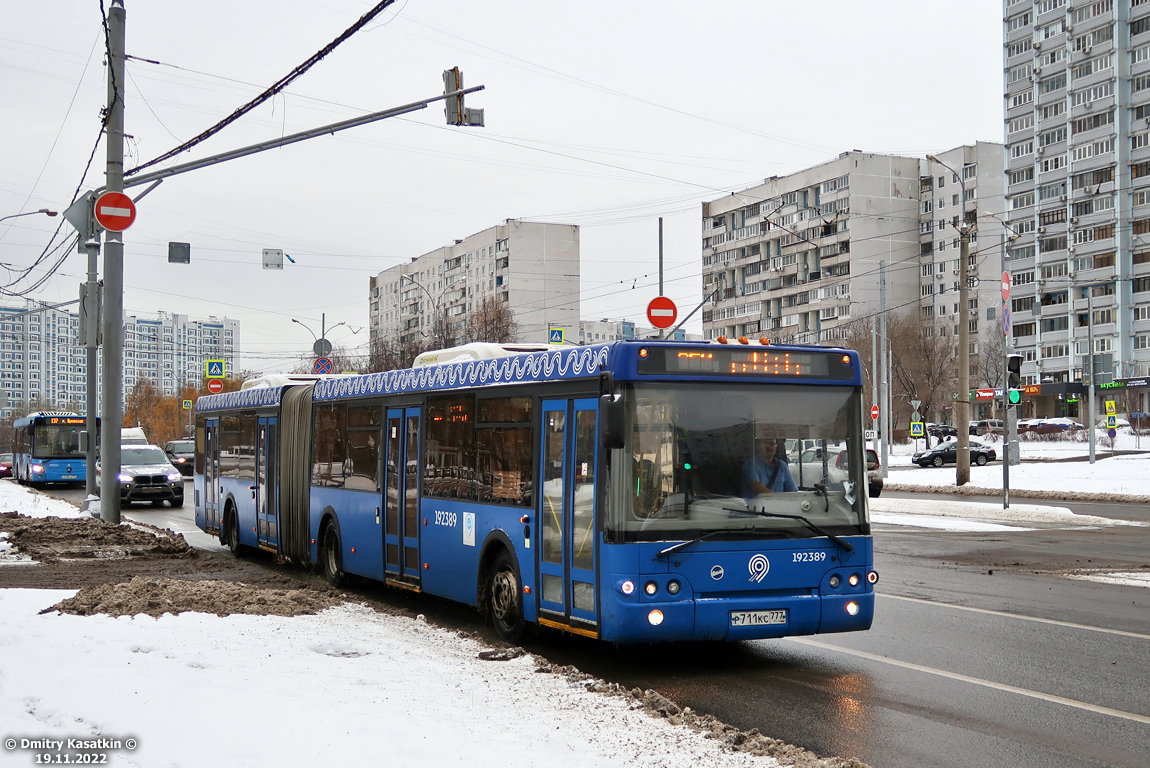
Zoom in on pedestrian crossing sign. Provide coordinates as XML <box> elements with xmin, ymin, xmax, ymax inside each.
<box><xmin>1106</xmin><ymin>415</ymin><xmax>1117</xmax><ymax>428</ymax></box>
<box><xmin>910</xmin><ymin>421</ymin><xmax>925</xmax><ymax>438</ymax></box>
<box><xmin>548</xmin><ymin>327</ymin><xmax>564</xmax><ymax>345</ymax></box>
<box><xmin>205</xmin><ymin>360</ymin><xmax>225</xmax><ymax>379</ymax></box>
<box><xmin>1105</xmin><ymin>400</ymin><xmax>1116</xmax><ymax>415</ymax></box>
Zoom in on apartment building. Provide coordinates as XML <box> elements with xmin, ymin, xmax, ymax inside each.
<box><xmin>1003</xmin><ymin>0</ymin><xmax>1150</xmax><ymax>417</ymax></box>
<box><xmin>0</xmin><ymin>302</ymin><xmax>239</xmax><ymax>418</ymax></box>
<box><xmin>702</xmin><ymin>150</ymin><xmax>1005</xmax><ymax>351</ymax></box>
<box><xmin>370</xmin><ymin>220</ymin><xmax>580</xmax><ymax>349</ymax></box>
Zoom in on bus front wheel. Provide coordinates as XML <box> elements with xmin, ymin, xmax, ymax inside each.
<box><xmin>321</xmin><ymin>522</ymin><xmax>345</xmax><ymax>588</ymax></box>
<box><xmin>489</xmin><ymin>549</ymin><xmax>525</xmax><ymax>644</ymax></box>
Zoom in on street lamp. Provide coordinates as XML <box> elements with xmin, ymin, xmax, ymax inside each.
<box><xmin>927</xmin><ymin>154</ymin><xmax>972</xmax><ymax>486</ymax></box>
<box><xmin>292</xmin><ymin>314</ymin><xmax>346</xmax><ymax>358</ymax></box>
<box><xmin>402</xmin><ymin>274</ymin><xmax>443</xmax><ymax>345</ymax></box>
<box><xmin>0</xmin><ymin>208</ymin><xmax>58</xmax><ymax>224</ymax></box>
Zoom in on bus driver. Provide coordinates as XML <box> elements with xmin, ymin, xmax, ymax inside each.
<box><xmin>742</xmin><ymin>436</ymin><xmax>797</xmax><ymax>498</ymax></box>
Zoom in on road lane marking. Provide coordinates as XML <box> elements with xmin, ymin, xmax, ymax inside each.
<box><xmin>880</xmin><ymin>594</ymin><xmax>1150</xmax><ymax>641</ymax></box>
<box><xmin>787</xmin><ymin>637</ymin><xmax>1150</xmax><ymax>725</ymax></box>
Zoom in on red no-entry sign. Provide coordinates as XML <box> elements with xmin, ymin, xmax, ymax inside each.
<box><xmin>871</xmin><ymin>405</ymin><xmax>880</xmax><ymax>420</ymax></box>
<box><xmin>94</xmin><ymin>191</ymin><xmax>136</xmax><ymax>232</ymax></box>
<box><xmin>1001</xmin><ymin>271</ymin><xmax>1011</xmax><ymax>303</ymax></box>
<box><xmin>206</xmin><ymin>379</ymin><xmax>224</xmax><ymax>394</ymax></box>
<box><xmin>647</xmin><ymin>296</ymin><xmax>678</xmax><ymax>329</ymax></box>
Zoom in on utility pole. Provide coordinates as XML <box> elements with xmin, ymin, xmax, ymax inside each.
<box><xmin>658</xmin><ymin>217</ymin><xmax>664</xmax><ymax>296</ymax></box>
<box><xmin>83</xmin><ymin>237</ymin><xmax>99</xmax><ymax>500</ymax></box>
<box><xmin>1087</xmin><ymin>289</ymin><xmax>1096</xmax><ymax>464</ymax></box>
<box><xmin>871</xmin><ymin>310</ymin><xmax>878</xmax><ymax>455</ymax></box>
<box><xmin>100</xmin><ymin>0</ymin><xmax>126</xmax><ymax>525</ymax></box>
<box><xmin>928</xmin><ymin>154</ymin><xmax>971</xmax><ymax>486</ymax></box>
<box><xmin>879</xmin><ymin>262</ymin><xmax>889</xmax><ymax>475</ymax></box>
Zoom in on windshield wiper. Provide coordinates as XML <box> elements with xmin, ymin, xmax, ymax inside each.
<box><xmin>724</xmin><ymin>507</ymin><xmax>854</xmax><ymax>552</ymax></box>
<box><xmin>654</xmin><ymin>530</ymin><xmax>726</xmax><ymax>559</ymax></box>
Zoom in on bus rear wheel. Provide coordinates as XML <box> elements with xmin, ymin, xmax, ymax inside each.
<box><xmin>489</xmin><ymin>549</ymin><xmax>525</xmax><ymax>644</ymax></box>
<box><xmin>223</xmin><ymin>507</ymin><xmax>242</xmax><ymax>556</ymax></box>
<box><xmin>322</xmin><ymin>522</ymin><xmax>345</xmax><ymax>588</ymax></box>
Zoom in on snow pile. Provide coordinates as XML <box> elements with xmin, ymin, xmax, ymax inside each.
<box><xmin>0</xmin><ymin>480</ymin><xmax>84</xmax><ymax>519</ymax></box>
<box><xmin>0</xmin><ymin>531</ymin><xmax>35</xmax><ymax>565</ymax></box>
<box><xmin>0</xmin><ymin>589</ymin><xmax>838</xmax><ymax>768</ymax></box>
<box><xmin>869</xmin><ymin>497</ymin><xmax>1140</xmax><ymax>529</ymax></box>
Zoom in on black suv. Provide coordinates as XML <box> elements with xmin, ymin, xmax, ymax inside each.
<box><xmin>164</xmin><ymin>440</ymin><xmax>195</xmax><ymax>476</ymax></box>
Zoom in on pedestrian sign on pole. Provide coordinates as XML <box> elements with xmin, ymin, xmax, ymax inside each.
<box><xmin>205</xmin><ymin>360</ymin><xmax>225</xmax><ymax>379</ymax></box>
<box><xmin>1106</xmin><ymin>415</ymin><xmax>1117</xmax><ymax>428</ymax></box>
<box><xmin>1105</xmin><ymin>400</ymin><xmax>1116</xmax><ymax>415</ymax></box>
<box><xmin>548</xmin><ymin>327</ymin><xmax>565</xmax><ymax>345</ymax></box>
<box><xmin>182</xmin><ymin>400</ymin><xmax>192</xmax><ymax>410</ymax></box>
<box><xmin>910</xmin><ymin>422</ymin><xmax>925</xmax><ymax>438</ymax></box>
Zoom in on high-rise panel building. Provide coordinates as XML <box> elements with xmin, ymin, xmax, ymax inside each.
<box><xmin>0</xmin><ymin>302</ymin><xmax>239</xmax><ymax>418</ymax></box>
<box><xmin>701</xmin><ymin>149</ymin><xmax>1005</xmax><ymax>354</ymax></box>
<box><xmin>370</xmin><ymin>220</ymin><xmax>580</xmax><ymax>350</ymax></box>
<box><xmin>1003</xmin><ymin>0</ymin><xmax>1150</xmax><ymax>416</ymax></box>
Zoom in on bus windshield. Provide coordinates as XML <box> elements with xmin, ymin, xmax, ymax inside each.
<box><xmin>606</xmin><ymin>383</ymin><xmax>867</xmax><ymax>542</ymax></box>
<box><xmin>32</xmin><ymin>423</ymin><xmax>84</xmax><ymax>459</ymax></box>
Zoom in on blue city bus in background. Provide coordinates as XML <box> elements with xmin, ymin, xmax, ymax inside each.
<box><xmin>194</xmin><ymin>340</ymin><xmax>877</xmax><ymax>643</ymax></box>
<box><xmin>12</xmin><ymin>411</ymin><xmax>99</xmax><ymax>486</ymax></box>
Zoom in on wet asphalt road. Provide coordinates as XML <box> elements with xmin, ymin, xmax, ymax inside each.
<box><xmin>41</xmin><ymin>483</ymin><xmax>1150</xmax><ymax>768</ymax></box>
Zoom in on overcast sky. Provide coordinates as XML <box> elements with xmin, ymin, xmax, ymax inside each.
<box><xmin>0</xmin><ymin>0</ymin><xmax>1003</xmax><ymax>373</ymax></box>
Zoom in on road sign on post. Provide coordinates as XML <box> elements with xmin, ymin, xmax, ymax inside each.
<box><xmin>647</xmin><ymin>296</ymin><xmax>678</xmax><ymax>329</ymax></box>
<box><xmin>94</xmin><ymin>191</ymin><xmax>136</xmax><ymax>232</ymax></box>
<box><xmin>206</xmin><ymin>379</ymin><xmax>224</xmax><ymax>394</ymax></box>
<box><xmin>314</xmin><ymin>357</ymin><xmax>333</xmax><ymax>374</ymax></box>
<box><xmin>871</xmin><ymin>405</ymin><xmax>879</xmax><ymax>420</ymax></box>
<box><xmin>548</xmin><ymin>327</ymin><xmax>565</xmax><ymax>345</ymax></box>
<box><xmin>1001</xmin><ymin>271</ymin><xmax>1011</xmax><ymax>302</ymax></box>
<box><xmin>205</xmin><ymin>360</ymin><xmax>225</xmax><ymax>378</ymax></box>
<box><xmin>910</xmin><ymin>422</ymin><xmax>925</xmax><ymax>438</ymax></box>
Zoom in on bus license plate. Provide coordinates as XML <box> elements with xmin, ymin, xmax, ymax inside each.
<box><xmin>61</xmin><ymin>475</ymin><xmax>77</xmax><ymax>479</ymax></box>
<box><xmin>730</xmin><ymin>610</ymin><xmax>787</xmax><ymax>627</ymax></box>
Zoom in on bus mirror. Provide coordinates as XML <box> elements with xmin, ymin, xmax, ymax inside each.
<box><xmin>79</xmin><ymin>431</ymin><xmax>88</xmax><ymax>452</ymax></box>
<box><xmin>601</xmin><ymin>394</ymin><xmax>625</xmax><ymax>449</ymax></box>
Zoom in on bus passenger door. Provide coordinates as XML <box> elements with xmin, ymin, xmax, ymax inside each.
<box><xmin>384</xmin><ymin>407</ymin><xmax>422</xmax><ymax>583</ymax></box>
<box><xmin>204</xmin><ymin>419</ymin><xmax>219</xmax><ymax>532</ymax></box>
<box><xmin>256</xmin><ymin>417</ymin><xmax>278</xmax><ymax>550</ymax></box>
<box><xmin>538</xmin><ymin>398</ymin><xmax>600</xmax><ymax>628</ymax></box>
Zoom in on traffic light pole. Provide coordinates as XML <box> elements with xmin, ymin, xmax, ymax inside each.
<box><xmin>1003</xmin><ymin>350</ymin><xmax>1010</xmax><ymax>510</ymax></box>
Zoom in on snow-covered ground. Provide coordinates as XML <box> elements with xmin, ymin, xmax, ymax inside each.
<box><xmin>880</xmin><ymin>434</ymin><xmax>1150</xmax><ymax>496</ymax></box>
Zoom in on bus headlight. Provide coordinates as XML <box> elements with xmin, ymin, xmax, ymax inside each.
<box><xmin>620</xmin><ymin>580</ymin><xmax>635</xmax><ymax>595</ymax></box>
<box><xmin>647</xmin><ymin>609</ymin><xmax>664</xmax><ymax>625</ymax></box>
<box><xmin>829</xmin><ymin>574</ymin><xmax>841</xmax><ymax>588</ymax></box>
<box><xmin>848</xmin><ymin>574</ymin><xmax>860</xmax><ymax>587</ymax></box>
<box><xmin>867</xmin><ymin>571</ymin><xmax>879</xmax><ymax>584</ymax></box>
<box><xmin>31</xmin><ymin>464</ymin><xmax>44</xmax><ymax>474</ymax></box>
<box><xmin>846</xmin><ymin>601</ymin><xmax>859</xmax><ymax>616</ymax></box>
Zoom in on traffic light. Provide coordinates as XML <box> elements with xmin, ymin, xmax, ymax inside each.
<box><xmin>443</xmin><ymin>67</ymin><xmax>484</xmax><ymax>127</ymax></box>
<box><xmin>1007</xmin><ymin>353</ymin><xmax>1023</xmax><ymax>404</ymax></box>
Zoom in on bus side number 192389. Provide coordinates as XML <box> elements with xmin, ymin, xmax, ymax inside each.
<box><xmin>434</xmin><ymin>510</ymin><xmax>457</xmax><ymax>527</ymax></box>
<box><xmin>792</xmin><ymin>551</ymin><xmax>826</xmax><ymax>562</ymax></box>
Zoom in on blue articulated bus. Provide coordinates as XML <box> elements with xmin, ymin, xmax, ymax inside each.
<box><xmin>12</xmin><ymin>411</ymin><xmax>98</xmax><ymax>486</ymax></box>
<box><xmin>194</xmin><ymin>340</ymin><xmax>877</xmax><ymax>643</ymax></box>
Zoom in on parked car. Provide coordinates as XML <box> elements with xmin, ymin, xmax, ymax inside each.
<box><xmin>164</xmin><ymin>439</ymin><xmax>195</xmax><ymax>476</ymax></box>
<box><xmin>913</xmin><ymin>438</ymin><xmax>997</xmax><ymax>467</ymax></box>
<box><xmin>797</xmin><ymin>446</ymin><xmax>883</xmax><ymax>497</ymax></box>
<box><xmin>1021</xmin><ymin>417</ymin><xmax>1083</xmax><ymax>435</ymax></box>
<box><xmin>972</xmin><ymin>419</ymin><xmax>1004</xmax><ymax>437</ymax></box>
<box><xmin>96</xmin><ymin>444</ymin><xmax>184</xmax><ymax>507</ymax></box>
<box><xmin>0</xmin><ymin>452</ymin><xmax>12</xmax><ymax>479</ymax></box>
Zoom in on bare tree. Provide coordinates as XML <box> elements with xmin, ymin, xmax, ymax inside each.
<box><xmin>465</xmin><ymin>296</ymin><xmax>519</xmax><ymax>344</ymax></box>
<box><xmin>888</xmin><ymin>311</ymin><xmax>958</xmax><ymax>430</ymax></box>
<box><xmin>974</xmin><ymin>326</ymin><xmax>1006</xmax><ymax>390</ymax></box>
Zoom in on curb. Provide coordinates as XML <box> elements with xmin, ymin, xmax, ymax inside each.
<box><xmin>884</xmin><ymin>482</ymin><xmax>1150</xmax><ymax>505</ymax></box>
